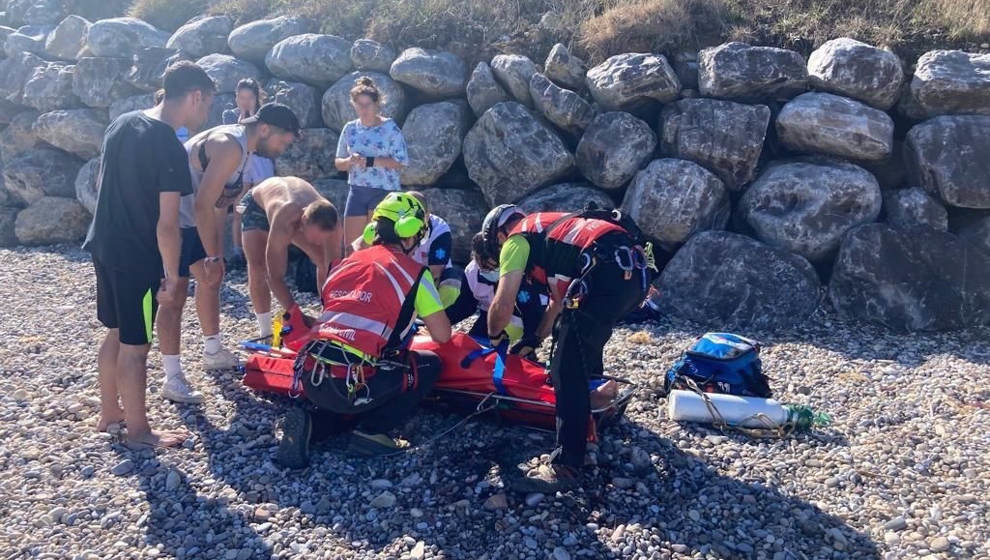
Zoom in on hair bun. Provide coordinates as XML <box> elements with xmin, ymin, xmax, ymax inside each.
<box><xmin>355</xmin><ymin>76</ymin><xmax>375</xmax><ymax>87</ymax></box>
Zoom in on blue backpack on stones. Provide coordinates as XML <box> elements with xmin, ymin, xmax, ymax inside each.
<box><xmin>663</xmin><ymin>333</ymin><xmax>772</xmax><ymax>398</ymax></box>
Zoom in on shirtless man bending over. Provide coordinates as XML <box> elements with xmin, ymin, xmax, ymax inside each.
<box><xmin>238</xmin><ymin>176</ymin><xmax>341</xmax><ymax>337</ymax></box>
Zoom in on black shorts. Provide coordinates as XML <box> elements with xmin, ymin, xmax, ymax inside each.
<box><xmin>94</xmin><ymin>258</ymin><xmax>161</xmax><ymax>346</ymax></box>
<box><xmin>344</xmin><ymin>185</ymin><xmax>390</xmax><ymax>218</ymax></box>
<box><xmin>179</xmin><ymin>227</ymin><xmax>207</xmax><ymax>278</ymax></box>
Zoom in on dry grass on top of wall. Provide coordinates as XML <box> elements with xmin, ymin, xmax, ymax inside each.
<box><xmin>198</xmin><ymin>0</ymin><xmax>990</xmax><ymax>65</ymax></box>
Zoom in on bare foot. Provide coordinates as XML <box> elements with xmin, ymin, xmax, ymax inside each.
<box><xmin>123</xmin><ymin>429</ymin><xmax>190</xmax><ymax>450</ymax></box>
<box><xmin>590</xmin><ymin>380</ymin><xmax>619</xmax><ymax>409</ymax></box>
<box><xmin>96</xmin><ymin>411</ymin><xmax>125</xmax><ymax>432</ymax></box>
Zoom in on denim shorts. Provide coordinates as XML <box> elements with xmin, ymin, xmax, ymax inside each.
<box><xmin>344</xmin><ymin>185</ymin><xmax>391</xmax><ymax>218</ymax></box>
<box><xmin>237</xmin><ymin>190</ymin><xmax>270</xmax><ymax>232</ymax></box>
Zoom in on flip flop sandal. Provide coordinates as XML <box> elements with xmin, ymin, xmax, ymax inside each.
<box><xmin>347</xmin><ymin>431</ymin><xmax>406</xmax><ymax>457</ymax></box>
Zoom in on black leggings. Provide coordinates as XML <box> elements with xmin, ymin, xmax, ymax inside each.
<box><xmin>550</xmin><ymin>255</ymin><xmax>648</xmax><ymax>467</ymax></box>
<box><xmin>302</xmin><ymin>349</ymin><xmax>442</xmax><ymax>435</ymax></box>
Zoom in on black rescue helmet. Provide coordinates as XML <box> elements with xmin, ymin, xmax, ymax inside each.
<box><xmin>481</xmin><ymin>204</ymin><xmax>526</xmax><ymax>257</ymax></box>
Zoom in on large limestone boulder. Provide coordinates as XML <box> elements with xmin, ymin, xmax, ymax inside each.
<box><xmin>22</xmin><ymin>61</ymin><xmax>80</xmax><ymax>112</ymax></box>
<box><xmin>576</xmin><ymin>112</ymin><xmax>656</xmax><ymax>191</ymax></box>
<box><xmin>389</xmin><ymin>48</ymin><xmax>466</xmax><ymax>98</ymax></box>
<box><xmin>44</xmin><ymin>14</ymin><xmax>89</xmax><ymax>61</ymax></box>
<box><xmin>0</xmin><ymin>51</ymin><xmax>43</xmax><ymax>105</ymax></box>
<box><xmin>737</xmin><ymin>160</ymin><xmax>882</xmax><ymax>262</ymax></box>
<box><xmin>699</xmin><ymin>42</ymin><xmax>807</xmax><ymax>101</ymax></box>
<box><xmin>776</xmin><ymin>92</ymin><xmax>894</xmax><ymax>161</ymax></box>
<box><xmin>466</xmin><ymin>61</ymin><xmax>509</xmax><ymax>117</ymax></box>
<box><xmin>657</xmin><ymin>231</ymin><xmax>821</xmax><ymax>330</ymax></box>
<box><xmin>86</xmin><ymin>17</ymin><xmax>168</xmax><ymax>58</ymax></box>
<box><xmin>228</xmin><ymin>16</ymin><xmax>312</xmax><ymax>63</ymax></box>
<box><xmin>0</xmin><ymin>207</ymin><xmax>18</xmax><ymax>247</ymax></box>
<box><xmin>883</xmin><ymin>187</ymin><xmax>948</xmax><ymax>231</ymax></box>
<box><xmin>204</xmin><ymin>92</ymin><xmax>235</xmax><ymax>129</ymax></box>
<box><xmin>265</xmin><ymin>79</ymin><xmax>322</xmax><ymax>128</ymax></box>
<box><xmin>621</xmin><ymin>158</ymin><xmax>730</xmax><ymax>249</ymax></box>
<box><xmin>274</xmin><ymin>128</ymin><xmax>338</xmax><ymax>182</ymax></box>
<box><xmin>74</xmin><ymin>156</ymin><xmax>100</xmax><ymax>214</ymax></box>
<box><xmin>109</xmin><ymin>92</ymin><xmax>154</xmax><ymax>121</ymax></box>
<box><xmin>909</xmin><ymin>50</ymin><xmax>990</xmax><ymax>117</ymax></box>
<box><xmin>73</xmin><ymin>57</ymin><xmax>140</xmax><ymax>107</ymax></box>
<box><xmin>830</xmin><ymin>223</ymin><xmax>990</xmax><ymax>330</ymax></box>
<box><xmin>0</xmin><ymin>109</ymin><xmax>40</xmax><ymax>164</ymax></box>
<box><xmin>350</xmin><ymin>39</ymin><xmax>395</xmax><ymax>72</ymax></box>
<box><xmin>529</xmin><ymin>73</ymin><xmax>595</xmax><ymax>135</ymax></box>
<box><xmin>33</xmin><ymin>108</ymin><xmax>107</xmax><ymax>159</ymax></box>
<box><xmin>265</xmin><ymin>33</ymin><xmax>352</xmax><ymax>88</ymax></box>
<box><xmin>6</xmin><ymin>0</ymin><xmax>64</xmax><ymax>26</ymax></box>
<box><xmin>490</xmin><ymin>54</ymin><xmax>541</xmax><ymax>107</ymax></box>
<box><xmin>0</xmin><ymin>99</ymin><xmax>24</xmax><ymax>125</ymax></box>
<box><xmin>905</xmin><ymin>115</ymin><xmax>990</xmax><ymax>209</ymax></box>
<box><xmin>4</xmin><ymin>23</ymin><xmax>52</xmax><ymax>57</ymax></box>
<box><xmin>959</xmin><ymin>215</ymin><xmax>990</xmax><ymax>254</ymax></box>
<box><xmin>416</xmin><ymin>187</ymin><xmax>487</xmax><ymax>263</ymax></box>
<box><xmin>517</xmin><ymin>182</ymin><xmax>614</xmax><ymax>213</ymax></box>
<box><xmin>463</xmin><ymin>101</ymin><xmax>574</xmax><ymax>206</ymax></box>
<box><xmin>807</xmin><ymin>38</ymin><xmax>903</xmax><ymax>110</ymax></box>
<box><xmin>15</xmin><ymin>196</ymin><xmax>90</xmax><ymax>245</ymax></box>
<box><xmin>400</xmin><ymin>100</ymin><xmax>471</xmax><ymax>186</ymax></box>
<box><xmin>544</xmin><ymin>43</ymin><xmax>587</xmax><ymax>91</ymax></box>
<box><xmin>166</xmin><ymin>15</ymin><xmax>233</xmax><ymax>58</ymax></box>
<box><xmin>2</xmin><ymin>147</ymin><xmax>82</xmax><ymax>206</ymax></box>
<box><xmin>586</xmin><ymin>53</ymin><xmax>680</xmax><ymax>110</ymax></box>
<box><xmin>659</xmin><ymin>98</ymin><xmax>770</xmax><ymax>191</ymax></box>
<box><xmin>125</xmin><ymin>47</ymin><xmax>187</xmax><ymax>92</ymax></box>
<box><xmin>321</xmin><ymin>71</ymin><xmax>407</xmax><ymax>132</ymax></box>
<box><xmin>195</xmin><ymin>54</ymin><xmax>261</xmax><ymax>94</ymax></box>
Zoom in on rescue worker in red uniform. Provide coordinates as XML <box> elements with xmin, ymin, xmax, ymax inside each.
<box><xmin>484</xmin><ymin>204</ymin><xmax>657</xmax><ymax>489</ymax></box>
<box><xmin>276</xmin><ymin>193</ymin><xmax>452</xmax><ymax>467</ymax></box>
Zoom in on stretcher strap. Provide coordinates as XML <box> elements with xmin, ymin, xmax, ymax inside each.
<box><xmin>460</xmin><ymin>337</ymin><xmax>510</xmax><ymax>396</ymax></box>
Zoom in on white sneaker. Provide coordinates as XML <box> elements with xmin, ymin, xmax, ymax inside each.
<box><xmin>204</xmin><ymin>347</ymin><xmax>240</xmax><ymax>370</ymax></box>
<box><xmin>162</xmin><ymin>375</ymin><xmax>205</xmax><ymax>404</ymax></box>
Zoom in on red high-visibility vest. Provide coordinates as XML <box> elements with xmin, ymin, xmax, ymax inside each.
<box><xmin>509</xmin><ymin>212</ymin><xmax>627</xmax><ymax>300</ymax></box>
<box><xmin>318</xmin><ymin>244</ymin><xmax>425</xmax><ymax>359</ymax></box>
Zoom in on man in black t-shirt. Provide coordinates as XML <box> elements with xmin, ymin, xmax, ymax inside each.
<box><xmin>82</xmin><ymin>61</ymin><xmax>215</xmax><ymax>449</ymax></box>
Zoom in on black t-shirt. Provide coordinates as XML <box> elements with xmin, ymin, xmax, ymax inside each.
<box><xmin>82</xmin><ymin>111</ymin><xmax>192</xmax><ymax>271</ymax></box>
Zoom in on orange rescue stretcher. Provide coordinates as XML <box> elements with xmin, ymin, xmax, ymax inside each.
<box><xmin>240</xmin><ymin>312</ymin><xmax>637</xmax><ymax>441</ymax></box>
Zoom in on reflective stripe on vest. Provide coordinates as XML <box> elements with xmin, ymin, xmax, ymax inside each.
<box><xmin>509</xmin><ymin>212</ymin><xmax>627</xmax><ymax>299</ymax></box>
<box><xmin>318</xmin><ymin>245</ymin><xmax>424</xmax><ymax>358</ymax></box>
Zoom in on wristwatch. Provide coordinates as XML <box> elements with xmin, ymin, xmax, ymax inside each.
<box><xmin>365</xmin><ymin>156</ymin><xmax>375</xmax><ymax>168</ymax></box>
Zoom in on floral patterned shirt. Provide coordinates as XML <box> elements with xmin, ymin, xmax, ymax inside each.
<box><xmin>335</xmin><ymin>118</ymin><xmax>408</xmax><ymax>191</ymax></box>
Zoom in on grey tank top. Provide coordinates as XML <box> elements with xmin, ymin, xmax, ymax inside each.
<box><xmin>179</xmin><ymin>125</ymin><xmax>250</xmax><ymax>228</ymax></box>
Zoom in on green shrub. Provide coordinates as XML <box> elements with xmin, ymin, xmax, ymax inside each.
<box><xmin>129</xmin><ymin>0</ymin><xmax>208</xmax><ymax>31</ymax></box>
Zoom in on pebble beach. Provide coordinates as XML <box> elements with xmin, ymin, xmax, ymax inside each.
<box><xmin>1</xmin><ymin>246</ymin><xmax>987</xmax><ymax>560</ymax></box>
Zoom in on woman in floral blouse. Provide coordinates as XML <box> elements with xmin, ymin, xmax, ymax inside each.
<box><xmin>334</xmin><ymin>76</ymin><xmax>409</xmax><ymax>255</ymax></box>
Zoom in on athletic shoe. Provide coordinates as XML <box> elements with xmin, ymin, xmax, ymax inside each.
<box><xmin>204</xmin><ymin>347</ymin><xmax>240</xmax><ymax>370</ymax></box>
<box><xmin>162</xmin><ymin>374</ymin><xmax>205</xmax><ymax>404</ymax></box>
<box><xmin>276</xmin><ymin>408</ymin><xmax>312</xmax><ymax>469</ymax></box>
<box><xmin>510</xmin><ymin>463</ymin><xmax>581</xmax><ymax>493</ymax></box>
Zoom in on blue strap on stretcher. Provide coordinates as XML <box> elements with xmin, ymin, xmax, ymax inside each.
<box><xmin>461</xmin><ymin>336</ymin><xmax>510</xmax><ymax>395</ymax></box>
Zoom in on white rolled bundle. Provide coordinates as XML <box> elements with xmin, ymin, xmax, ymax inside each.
<box><xmin>667</xmin><ymin>390</ymin><xmax>789</xmax><ymax>428</ymax></box>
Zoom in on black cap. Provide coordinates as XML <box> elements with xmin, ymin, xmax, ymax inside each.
<box><xmin>241</xmin><ymin>103</ymin><xmax>301</xmax><ymax>136</ymax></box>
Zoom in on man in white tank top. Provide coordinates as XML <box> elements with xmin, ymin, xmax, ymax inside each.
<box><xmin>156</xmin><ymin>103</ymin><xmax>300</xmax><ymax>403</ymax></box>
